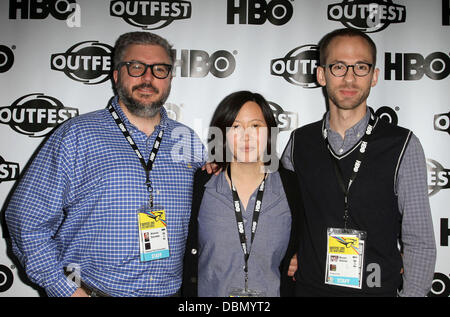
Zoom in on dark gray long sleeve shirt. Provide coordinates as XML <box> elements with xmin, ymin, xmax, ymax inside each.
<box><xmin>197</xmin><ymin>171</ymin><xmax>292</xmax><ymax>297</ymax></box>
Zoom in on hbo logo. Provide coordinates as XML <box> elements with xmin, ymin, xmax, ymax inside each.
<box><xmin>172</xmin><ymin>49</ymin><xmax>236</xmax><ymax>78</ymax></box>
<box><xmin>227</xmin><ymin>0</ymin><xmax>293</xmax><ymax>25</ymax></box>
<box><xmin>385</xmin><ymin>52</ymin><xmax>450</xmax><ymax>81</ymax></box>
<box><xmin>9</xmin><ymin>0</ymin><xmax>77</xmax><ymax>20</ymax></box>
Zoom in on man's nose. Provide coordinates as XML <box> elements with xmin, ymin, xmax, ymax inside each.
<box><xmin>343</xmin><ymin>66</ymin><xmax>357</xmax><ymax>82</ymax></box>
<box><xmin>141</xmin><ymin>66</ymin><xmax>155</xmax><ymax>81</ymax></box>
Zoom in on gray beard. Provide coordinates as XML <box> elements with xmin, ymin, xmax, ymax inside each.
<box><xmin>116</xmin><ymin>82</ymin><xmax>171</xmax><ymax>118</ymax></box>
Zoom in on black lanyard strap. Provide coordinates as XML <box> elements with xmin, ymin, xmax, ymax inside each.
<box><xmin>323</xmin><ymin>110</ymin><xmax>377</xmax><ymax>229</ymax></box>
<box><xmin>108</xmin><ymin>103</ymin><xmax>164</xmax><ymax>207</ymax></box>
<box><xmin>227</xmin><ymin>167</ymin><xmax>266</xmax><ymax>290</ymax></box>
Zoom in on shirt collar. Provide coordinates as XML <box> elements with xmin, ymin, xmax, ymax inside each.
<box><xmin>206</xmin><ymin>170</ymin><xmax>279</xmax><ymax>197</ymax></box>
<box><xmin>325</xmin><ymin>106</ymin><xmax>371</xmax><ymax>138</ymax></box>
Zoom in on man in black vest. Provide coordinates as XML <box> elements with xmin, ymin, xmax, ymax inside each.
<box><xmin>282</xmin><ymin>28</ymin><xmax>436</xmax><ymax>296</ymax></box>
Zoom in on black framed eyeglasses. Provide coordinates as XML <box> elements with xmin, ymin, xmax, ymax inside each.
<box><xmin>117</xmin><ymin>61</ymin><xmax>172</xmax><ymax>79</ymax></box>
<box><xmin>324</xmin><ymin>62</ymin><xmax>373</xmax><ymax>77</ymax></box>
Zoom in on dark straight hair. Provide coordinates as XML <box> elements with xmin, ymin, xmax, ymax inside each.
<box><xmin>208</xmin><ymin>90</ymin><xmax>278</xmax><ymax>170</ymax></box>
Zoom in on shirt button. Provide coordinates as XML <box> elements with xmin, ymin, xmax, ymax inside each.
<box><xmin>191</xmin><ymin>248</ymin><xmax>197</xmax><ymax>255</ymax></box>
<box><xmin>339</xmin><ymin>148</ymin><xmax>344</xmax><ymax>154</ymax></box>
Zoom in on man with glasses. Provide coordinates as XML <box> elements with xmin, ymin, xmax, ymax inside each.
<box><xmin>282</xmin><ymin>28</ymin><xmax>436</xmax><ymax>296</ymax></box>
<box><xmin>6</xmin><ymin>32</ymin><xmax>206</xmax><ymax>297</ymax></box>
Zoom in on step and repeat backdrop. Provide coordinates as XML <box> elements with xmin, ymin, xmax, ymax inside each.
<box><xmin>0</xmin><ymin>0</ymin><xmax>449</xmax><ymax>296</ymax></box>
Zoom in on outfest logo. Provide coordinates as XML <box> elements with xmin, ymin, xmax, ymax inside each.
<box><xmin>0</xmin><ymin>157</ymin><xmax>20</xmax><ymax>185</ymax></box>
<box><xmin>269</xmin><ymin>101</ymin><xmax>298</xmax><ymax>132</ymax></box>
<box><xmin>51</xmin><ymin>41</ymin><xmax>113</xmax><ymax>85</ymax></box>
<box><xmin>0</xmin><ymin>93</ymin><xmax>79</xmax><ymax>137</ymax></box>
<box><xmin>427</xmin><ymin>159</ymin><xmax>450</xmax><ymax>196</ymax></box>
<box><xmin>270</xmin><ymin>45</ymin><xmax>319</xmax><ymax>88</ymax></box>
<box><xmin>110</xmin><ymin>0</ymin><xmax>191</xmax><ymax>30</ymax></box>
<box><xmin>327</xmin><ymin>0</ymin><xmax>406</xmax><ymax>33</ymax></box>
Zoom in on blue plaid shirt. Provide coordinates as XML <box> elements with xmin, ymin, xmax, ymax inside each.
<box><xmin>6</xmin><ymin>96</ymin><xmax>206</xmax><ymax>297</ymax></box>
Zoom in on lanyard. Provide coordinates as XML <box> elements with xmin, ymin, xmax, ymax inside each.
<box><xmin>108</xmin><ymin>103</ymin><xmax>163</xmax><ymax>208</ymax></box>
<box><xmin>227</xmin><ymin>167</ymin><xmax>266</xmax><ymax>291</ymax></box>
<box><xmin>322</xmin><ymin>110</ymin><xmax>377</xmax><ymax>229</ymax></box>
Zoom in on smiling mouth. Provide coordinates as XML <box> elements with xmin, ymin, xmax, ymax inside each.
<box><xmin>136</xmin><ymin>88</ymin><xmax>156</xmax><ymax>95</ymax></box>
<box><xmin>133</xmin><ymin>84</ymin><xmax>158</xmax><ymax>95</ymax></box>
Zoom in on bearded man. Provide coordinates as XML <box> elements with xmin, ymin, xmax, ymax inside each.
<box><xmin>6</xmin><ymin>32</ymin><xmax>206</xmax><ymax>297</ymax></box>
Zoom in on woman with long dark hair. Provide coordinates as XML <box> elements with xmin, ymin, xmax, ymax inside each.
<box><xmin>183</xmin><ymin>91</ymin><xmax>301</xmax><ymax>297</ymax></box>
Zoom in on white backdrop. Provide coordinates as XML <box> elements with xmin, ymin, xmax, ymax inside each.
<box><xmin>0</xmin><ymin>0</ymin><xmax>448</xmax><ymax>297</ymax></box>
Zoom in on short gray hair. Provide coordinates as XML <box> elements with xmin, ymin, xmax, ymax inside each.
<box><xmin>113</xmin><ymin>31</ymin><xmax>174</xmax><ymax>69</ymax></box>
